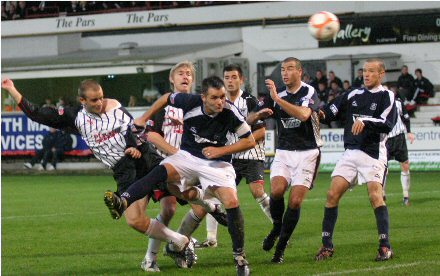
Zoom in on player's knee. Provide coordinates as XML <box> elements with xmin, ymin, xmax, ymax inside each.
<box><xmin>326</xmin><ymin>189</ymin><xmax>340</xmax><ymax>205</ymax></box>
<box><xmin>223</xmin><ymin>197</ymin><xmax>239</xmax><ymax>209</ymax></box>
<box><xmin>288</xmin><ymin>196</ymin><xmax>303</xmax><ymax>209</ymax></box>
<box><xmin>368</xmin><ymin>191</ymin><xmax>383</xmax><ymax>207</ymax></box>
<box><xmin>249</xmin><ymin>181</ymin><xmax>264</xmax><ymax>198</ymax></box>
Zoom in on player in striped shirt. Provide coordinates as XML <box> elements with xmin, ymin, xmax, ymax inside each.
<box><xmin>1</xmin><ymin>78</ymin><xmax>196</xmax><ymax>269</ymax></box>
<box><xmin>315</xmin><ymin>58</ymin><xmax>397</xmax><ymax>262</ymax></box>
<box><xmin>383</xmin><ymin>85</ymin><xmax>414</xmax><ymax>206</ymax></box>
<box><xmin>139</xmin><ymin>61</ymin><xmax>196</xmax><ymax>272</ymax></box>
<box><xmin>247</xmin><ymin>57</ymin><xmax>322</xmax><ymax>264</ymax></box>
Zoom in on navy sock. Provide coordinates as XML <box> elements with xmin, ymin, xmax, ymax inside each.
<box><xmin>270</xmin><ymin>196</ymin><xmax>285</xmax><ymax>232</ymax></box>
<box><xmin>374</xmin><ymin>205</ymin><xmax>391</xmax><ymax>248</ymax></box>
<box><xmin>226</xmin><ymin>207</ymin><xmax>245</xmax><ymax>254</ymax></box>
<box><xmin>322</xmin><ymin>206</ymin><xmax>338</xmax><ymax>248</ymax></box>
<box><xmin>121</xmin><ymin>165</ymin><xmax>168</xmax><ymax>206</ymax></box>
<box><xmin>276</xmin><ymin>207</ymin><xmax>301</xmax><ymax>251</ymax></box>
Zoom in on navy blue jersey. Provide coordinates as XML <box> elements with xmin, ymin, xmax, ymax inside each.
<box><xmin>256</xmin><ymin>82</ymin><xmax>322</xmax><ymax>151</ymax></box>
<box><xmin>322</xmin><ymin>85</ymin><xmax>397</xmax><ymax>161</ymax></box>
<box><xmin>167</xmin><ymin>93</ymin><xmax>251</xmax><ymax>162</ymax></box>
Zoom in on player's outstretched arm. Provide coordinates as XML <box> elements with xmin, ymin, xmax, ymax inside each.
<box><xmin>202</xmin><ymin>134</ymin><xmax>256</xmax><ymax>159</ymax></box>
<box><xmin>147</xmin><ymin>132</ymin><xmax>178</xmax><ymax>155</ymax></box>
<box><xmin>134</xmin><ymin>93</ymin><xmax>171</xmax><ymax>127</ymax></box>
<box><xmin>2</xmin><ymin>78</ymin><xmax>23</xmax><ymax>103</ymax></box>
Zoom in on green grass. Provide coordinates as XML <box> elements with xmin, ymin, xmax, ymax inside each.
<box><xmin>2</xmin><ymin>172</ymin><xmax>440</xmax><ymax>275</ymax></box>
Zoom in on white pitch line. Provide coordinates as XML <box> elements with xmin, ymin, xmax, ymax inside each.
<box><xmin>2</xmin><ymin>190</ymin><xmax>440</xmax><ymax>220</ymax></box>
<box><xmin>313</xmin><ymin>261</ymin><xmax>440</xmax><ymax>276</ymax></box>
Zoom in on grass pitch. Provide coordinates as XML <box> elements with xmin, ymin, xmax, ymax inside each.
<box><xmin>2</xmin><ymin>172</ymin><xmax>440</xmax><ymax>275</ymax></box>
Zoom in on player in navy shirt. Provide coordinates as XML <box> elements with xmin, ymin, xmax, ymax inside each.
<box><xmin>104</xmin><ymin>76</ymin><xmax>255</xmax><ymax>276</ymax></box>
<box><xmin>247</xmin><ymin>57</ymin><xmax>322</xmax><ymax>263</ymax></box>
<box><xmin>315</xmin><ymin>58</ymin><xmax>397</xmax><ymax>262</ymax></box>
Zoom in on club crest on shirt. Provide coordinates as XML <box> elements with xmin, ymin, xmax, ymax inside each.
<box><xmin>370</xmin><ymin>103</ymin><xmax>377</xmax><ymax>110</ymax></box>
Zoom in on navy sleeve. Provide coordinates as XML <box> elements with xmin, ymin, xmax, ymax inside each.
<box><xmin>362</xmin><ymin>91</ymin><xmax>397</xmax><ymax>133</ymax></box>
<box><xmin>400</xmin><ymin>99</ymin><xmax>411</xmax><ymax>133</ymax></box>
<box><xmin>322</xmin><ymin>92</ymin><xmax>349</xmax><ymax>123</ymax></box>
<box><xmin>246</xmin><ymin>94</ymin><xmax>266</xmax><ymax>131</ymax></box>
<box><xmin>18</xmin><ymin>97</ymin><xmax>80</xmax><ymax>135</ymax></box>
<box><xmin>147</xmin><ymin>109</ymin><xmax>166</xmax><ymax>136</ymax></box>
<box><xmin>167</xmin><ymin>93</ymin><xmax>200</xmax><ymax>113</ymax></box>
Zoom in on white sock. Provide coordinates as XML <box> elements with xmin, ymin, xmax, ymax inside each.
<box><xmin>189</xmin><ymin>186</ymin><xmax>215</xmax><ymax>212</ymax></box>
<box><xmin>256</xmin><ymin>193</ymin><xmax>272</xmax><ymax>223</ymax></box>
<box><xmin>401</xmin><ymin>171</ymin><xmax>410</xmax><ymax>198</ymax></box>
<box><xmin>145</xmin><ymin>214</ymin><xmax>164</xmax><ymax>261</ymax></box>
<box><xmin>206</xmin><ymin>214</ymin><xmax>218</xmax><ymax>241</ymax></box>
<box><xmin>145</xmin><ymin>218</ymin><xmax>188</xmax><ymax>252</ymax></box>
<box><xmin>177</xmin><ymin>209</ymin><xmax>201</xmax><ymax>237</ymax></box>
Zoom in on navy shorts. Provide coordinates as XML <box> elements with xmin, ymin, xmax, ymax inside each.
<box><xmin>232</xmin><ymin>159</ymin><xmax>265</xmax><ymax>185</ymax></box>
<box><xmin>387</xmin><ymin>133</ymin><xmax>409</xmax><ymax>163</ymax></box>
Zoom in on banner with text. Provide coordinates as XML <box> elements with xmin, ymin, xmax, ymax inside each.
<box><xmin>265</xmin><ymin>127</ymin><xmax>440</xmax><ymax>172</ymax></box>
<box><xmin>319</xmin><ymin>13</ymin><xmax>440</xmax><ymax>47</ymax></box>
<box><xmin>1</xmin><ymin>113</ymin><xmax>91</xmax><ymax>156</ymax></box>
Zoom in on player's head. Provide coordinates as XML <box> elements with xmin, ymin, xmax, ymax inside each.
<box><xmin>78</xmin><ymin>79</ymin><xmax>104</xmax><ymax>114</ymax></box>
<box><xmin>201</xmin><ymin>76</ymin><xmax>226</xmax><ymax>115</ymax></box>
<box><xmin>363</xmin><ymin>58</ymin><xmax>385</xmax><ymax>90</ymax></box>
<box><xmin>281</xmin><ymin>57</ymin><xmax>303</xmax><ymax>89</ymax></box>
<box><xmin>169</xmin><ymin>61</ymin><xmax>195</xmax><ymax>93</ymax></box>
<box><xmin>223</xmin><ymin>64</ymin><xmax>243</xmax><ymax>95</ymax></box>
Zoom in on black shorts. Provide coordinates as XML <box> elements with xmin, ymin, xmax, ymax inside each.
<box><xmin>232</xmin><ymin>159</ymin><xmax>265</xmax><ymax>185</ymax></box>
<box><xmin>112</xmin><ymin>143</ymin><xmax>169</xmax><ymax>200</ymax></box>
<box><xmin>386</xmin><ymin>133</ymin><xmax>409</xmax><ymax>163</ymax></box>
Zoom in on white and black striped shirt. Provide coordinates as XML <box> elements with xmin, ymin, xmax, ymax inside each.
<box><xmin>227</xmin><ymin>90</ymin><xmax>265</xmax><ymax>161</ymax></box>
<box><xmin>388</xmin><ymin>98</ymin><xmax>411</xmax><ymax>138</ymax></box>
<box><xmin>75</xmin><ymin>103</ymin><xmax>132</xmax><ymax>168</ymax></box>
<box><xmin>148</xmin><ymin>105</ymin><xmax>184</xmax><ymax>158</ymax></box>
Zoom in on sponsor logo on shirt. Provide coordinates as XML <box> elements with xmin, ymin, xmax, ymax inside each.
<box><xmin>280</xmin><ymin>117</ymin><xmax>301</xmax><ymax>128</ymax></box>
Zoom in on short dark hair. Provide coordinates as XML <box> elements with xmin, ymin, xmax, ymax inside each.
<box><xmin>201</xmin><ymin>76</ymin><xmax>224</xmax><ymax>95</ymax></box>
<box><xmin>415</xmin><ymin>68</ymin><xmax>422</xmax><ymax>74</ymax></box>
<box><xmin>223</xmin><ymin>63</ymin><xmax>243</xmax><ymax>78</ymax></box>
<box><xmin>402</xmin><ymin>65</ymin><xmax>408</xmax><ymax>69</ymax></box>
<box><xmin>343</xmin><ymin>80</ymin><xmax>350</xmax><ymax>84</ymax></box>
<box><xmin>282</xmin><ymin>57</ymin><xmax>302</xmax><ymax>70</ymax></box>
<box><xmin>78</xmin><ymin>79</ymin><xmax>101</xmax><ymax>98</ymax></box>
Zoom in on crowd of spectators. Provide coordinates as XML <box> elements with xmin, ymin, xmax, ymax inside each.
<box><xmin>1</xmin><ymin>1</ymin><xmax>251</xmax><ymax>20</ymax></box>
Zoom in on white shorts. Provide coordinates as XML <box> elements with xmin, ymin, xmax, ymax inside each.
<box><xmin>160</xmin><ymin>150</ymin><xmax>236</xmax><ymax>193</ymax></box>
<box><xmin>270</xmin><ymin>148</ymin><xmax>320</xmax><ymax>189</ymax></box>
<box><xmin>332</xmin><ymin>149</ymin><xmax>387</xmax><ymax>187</ymax></box>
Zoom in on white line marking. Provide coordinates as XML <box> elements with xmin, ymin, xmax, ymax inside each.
<box><xmin>313</xmin><ymin>261</ymin><xmax>440</xmax><ymax>276</ymax></box>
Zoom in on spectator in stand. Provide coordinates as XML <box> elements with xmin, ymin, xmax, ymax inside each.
<box><xmin>352</xmin><ymin>68</ymin><xmax>364</xmax><ymax>88</ymax></box>
<box><xmin>328</xmin><ymin>80</ymin><xmax>343</xmax><ymax>103</ymax></box>
<box><xmin>328</xmin><ymin>71</ymin><xmax>343</xmax><ymax>89</ymax></box>
<box><xmin>2</xmin><ymin>2</ymin><xmax>9</xmax><ymax>20</ymax></box>
<box><xmin>43</xmin><ymin>98</ymin><xmax>55</xmax><ymax>108</ymax></box>
<box><xmin>343</xmin><ymin>80</ymin><xmax>352</xmax><ymax>93</ymax></box>
<box><xmin>317</xmin><ymin>81</ymin><xmax>329</xmax><ymax>107</ymax></box>
<box><xmin>16</xmin><ymin>1</ymin><xmax>27</xmax><ymax>19</ymax></box>
<box><xmin>411</xmin><ymin>68</ymin><xmax>434</xmax><ymax>104</ymax></box>
<box><xmin>397</xmin><ymin>65</ymin><xmax>415</xmax><ymax>103</ymax></box>
<box><xmin>142</xmin><ymin>86</ymin><xmax>160</xmax><ymax>106</ymax></box>
<box><xmin>303</xmin><ymin>73</ymin><xmax>317</xmax><ymax>91</ymax></box>
<box><xmin>6</xmin><ymin>3</ymin><xmax>20</xmax><ymax>20</ymax></box>
<box><xmin>24</xmin><ymin>128</ymin><xmax>73</xmax><ymax>171</ymax></box>
<box><xmin>66</xmin><ymin>1</ymin><xmax>79</xmax><ymax>14</ymax></box>
<box><xmin>128</xmin><ymin>95</ymin><xmax>137</xmax><ymax>107</ymax></box>
<box><xmin>27</xmin><ymin>2</ymin><xmax>41</xmax><ymax>16</ymax></box>
<box><xmin>315</xmin><ymin>70</ymin><xmax>328</xmax><ymax>89</ymax></box>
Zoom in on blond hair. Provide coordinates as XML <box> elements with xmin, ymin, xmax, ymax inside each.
<box><xmin>169</xmin><ymin>61</ymin><xmax>196</xmax><ymax>91</ymax></box>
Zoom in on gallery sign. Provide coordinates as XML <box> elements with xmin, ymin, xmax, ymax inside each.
<box><xmin>319</xmin><ymin>13</ymin><xmax>440</xmax><ymax>47</ymax></box>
